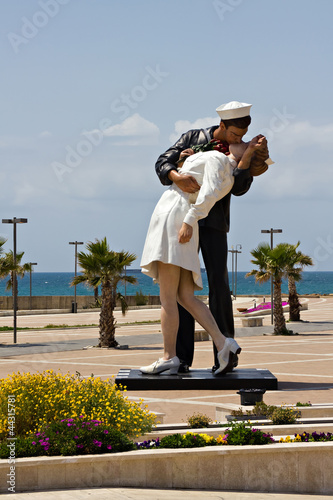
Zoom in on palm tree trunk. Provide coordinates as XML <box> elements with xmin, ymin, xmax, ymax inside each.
<box><xmin>288</xmin><ymin>276</ymin><xmax>300</xmax><ymax>321</ymax></box>
<box><xmin>273</xmin><ymin>279</ymin><xmax>286</xmax><ymax>334</ymax></box>
<box><xmin>98</xmin><ymin>280</ymin><xmax>118</xmax><ymax>347</ymax></box>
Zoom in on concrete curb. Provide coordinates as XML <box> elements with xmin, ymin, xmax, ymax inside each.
<box><xmin>1</xmin><ymin>442</ymin><xmax>332</xmax><ymax>495</ymax></box>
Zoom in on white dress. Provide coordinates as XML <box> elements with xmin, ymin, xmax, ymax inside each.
<box><xmin>140</xmin><ymin>150</ymin><xmax>236</xmax><ymax>290</ymax></box>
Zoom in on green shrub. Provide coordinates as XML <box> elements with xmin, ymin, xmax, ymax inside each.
<box><xmin>159</xmin><ymin>433</ymin><xmax>214</xmax><ymax>448</ymax></box>
<box><xmin>271</xmin><ymin>406</ymin><xmax>300</xmax><ymax>425</ymax></box>
<box><xmin>187</xmin><ymin>412</ymin><xmax>212</xmax><ymax>428</ymax></box>
<box><xmin>250</xmin><ymin>401</ymin><xmax>276</xmax><ymax>417</ymax></box>
<box><xmin>225</xmin><ymin>421</ymin><xmax>274</xmax><ymax>445</ymax></box>
<box><xmin>135</xmin><ymin>290</ymin><xmax>148</xmax><ymax>306</ymax></box>
<box><xmin>230</xmin><ymin>401</ymin><xmax>276</xmax><ymax>418</ymax></box>
<box><xmin>0</xmin><ymin>371</ymin><xmax>155</xmax><ymax>438</ymax></box>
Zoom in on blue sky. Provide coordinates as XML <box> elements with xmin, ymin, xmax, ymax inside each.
<box><xmin>1</xmin><ymin>0</ymin><xmax>333</xmax><ymax>272</ymax></box>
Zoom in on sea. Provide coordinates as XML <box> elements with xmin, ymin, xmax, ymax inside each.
<box><xmin>0</xmin><ymin>271</ymin><xmax>332</xmax><ymax>297</ymax></box>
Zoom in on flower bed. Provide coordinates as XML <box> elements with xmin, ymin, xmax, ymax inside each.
<box><xmin>1</xmin><ymin>370</ymin><xmax>332</xmax><ymax>494</ymax></box>
<box><xmin>279</xmin><ymin>431</ymin><xmax>333</xmax><ymax>443</ymax></box>
<box><xmin>0</xmin><ymin>420</ymin><xmax>276</xmax><ymax>459</ymax></box>
<box><xmin>0</xmin><ymin>370</ymin><xmax>155</xmax><ymax>439</ymax></box>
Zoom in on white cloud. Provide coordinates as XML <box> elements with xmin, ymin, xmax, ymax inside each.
<box><xmin>267</xmin><ymin>121</ymin><xmax>333</xmax><ymax>154</ymax></box>
<box><xmin>250</xmin><ymin>151</ymin><xmax>333</xmax><ymax>202</ymax></box>
<box><xmin>0</xmin><ymin>135</ymin><xmax>33</xmax><ymax>150</ymax></box>
<box><xmin>39</xmin><ymin>131</ymin><xmax>52</xmax><ymax>138</ymax></box>
<box><xmin>169</xmin><ymin>116</ymin><xmax>217</xmax><ymax>143</ymax></box>
<box><xmin>13</xmin><ymin>182</ymin><xmax>43</xmax><ymax>205</ymax></box>
<box><xmin>255</xmin><ymin>120</ymin><xmax>333</xmax><ymax>201</ymax></box>
<box><xmin>103</xmin><ymin>113</ymin><xmax>160</xmax><ymax>140</ymax></box>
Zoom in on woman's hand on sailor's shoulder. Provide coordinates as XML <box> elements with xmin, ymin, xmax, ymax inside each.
<box><xmin>180</xmin><ymin>148</ymin><xmax>195</xmax><ymax>159</ymax></box>
<box><xmin>178</xmin><ymin>222</ymin><xmax>193</xmax><ymax>244</ymax></box>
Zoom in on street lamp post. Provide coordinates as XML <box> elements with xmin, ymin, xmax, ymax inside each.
<box><xmin>228</xmin><ymin>245</ymin><xmax>242</xmax><ymax>298</ymax></box>
<box><xmin>2</xmin><ymin>217</ymin><xmax>28</xmax><ymax>343</ymax></box>
<box><xmin>261</xmin><ymin>228</ymin><xmax>283</xmax><ymax>324</ymax></box>
<box><xmin>29</xmin><ymin>262</ymin><xmax>38</xmax><ymax>310</ymax></box>
<box><xmin>235</xmin><ymin>244</ymin><xmax>242</xmax><ymax>298</ymax></box>
<box><xmin>69</xmin><ymin>241</ymin><xmax>84</xmax><ymax>313</ymax></box>
<box><xmin>228</xmin><ymin>245</ymin><xmax>235</xmax><ymax>296</ymax></box>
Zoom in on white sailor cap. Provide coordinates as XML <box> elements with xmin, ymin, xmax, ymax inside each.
<box><xmin>216</xmin><ymin>101</ymin><xmax>252</xmax><ymax>120</ymax></box>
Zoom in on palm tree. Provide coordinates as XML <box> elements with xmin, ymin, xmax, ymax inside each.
<box><xmin>71</xmin><ymin>237</ymin><xmax>137</xmax><ymax>347</ymax></box>
<box><xmin>246</xmin><ymin>242</ymin><xmax>292</xmax><ymax>334</ymax></box>
<box><xmin>1</xmin><ymin>250</ymin><xmax>33</xmax><ymax>300</ymax></box>
<box><xmin>0</xmin><ymin>237</ymin><xmax>7</xmax><ymax>276</ymax></box>
<box><xmin>284</xmin><ymin>242</ymin><xmax>313</xmax><ymax>321</ymax></box>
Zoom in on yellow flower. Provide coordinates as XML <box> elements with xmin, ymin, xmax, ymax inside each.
<box><xmin>216</xmin><ymin>434</ymin><xmax>228</xmax><ymax>445</ymax></box>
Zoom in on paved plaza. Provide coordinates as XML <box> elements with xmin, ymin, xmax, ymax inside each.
<box><xmin>1</xmin><ymin>296</ymin><xmax>333</xmax><ymax>498</ymax></box>
<box><xmin>1</xmin><ymin>296</ymin><xmax>332</xmax><ymax>425</ymax></box>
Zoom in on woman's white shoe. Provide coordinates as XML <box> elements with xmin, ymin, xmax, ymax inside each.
<box><xmin>215</xmin><ymin>338</ymin><xmax>241</xmax><ymax>376</ymax></box>
<box><xmin>140</xmin><ymin>356</ymin><xmax>180</xmax><ymax>375</ymax></box>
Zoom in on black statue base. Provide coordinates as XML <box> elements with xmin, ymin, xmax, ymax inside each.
<box><xmin>115</xmin><ymin>368</ymin><xmax>278</xmax><ymax>391</ymax></box>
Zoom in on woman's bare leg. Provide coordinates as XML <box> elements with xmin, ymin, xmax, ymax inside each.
<box><xmin>157</xmin><ymin>262</ymin><xmax>181</xmax><ymax>360</ymax></box>
<box><xmin>177</xmin><ymin>268</ymin><xmax>226</xmax><ymax>353</ymax></box>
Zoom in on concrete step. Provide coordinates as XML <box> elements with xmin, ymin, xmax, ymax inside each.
<box><xmin>116</xmin><ymin>368</ymin><xmax>278</xmax><ymax>391</ymax></box>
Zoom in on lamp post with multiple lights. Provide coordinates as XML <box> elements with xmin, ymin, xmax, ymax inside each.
<box><xmin>2</xmin><ymin>217</ymin><xmax>28</xmax><ymax>343</ymax></box>
<box><xmin>261</xmin><ymin>228</ymin><xmax>283</xmax><ymax>324</ymax></box>
<box><xmin>69</xmin><ymin>241</ymin><xmax>84</xmax><ymax>313</ymax></box>
<box><xmin>228</xmin><ymin>244</ymin><xmax>242</xmax><ymax>298</ymax></box>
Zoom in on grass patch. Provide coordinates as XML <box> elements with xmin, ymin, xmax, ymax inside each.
<box><xmin>0</xmin><ymin>320</ymin><xmax>161</xmax><ymax>332</ymax></box>
<box><xmin>44</xmin><ymin>324</ymin><xmax>98</xmax><ymax>329</ymax></box>
<box><xmin>119</xmin><ymin>320</ymin><xmax>161</xmax><ymax>326</ymax></box>
<box><xmin>0</xmin><ymin>326</ymin><xmax>30</xmax><ymax>331</ymax></box>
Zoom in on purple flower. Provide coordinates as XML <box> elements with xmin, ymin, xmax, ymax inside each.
<box><xmin>93</xmin><ymin>440</ymin><xmax>102</xmax><ymax>447</ymax></box>
<box><xmin>32</xmin><ymin>441</ymin><xmax>36</xmax><ymax>445</ymax></box>
<box><xmin>74</xmin><ymin>436</ymin><xmax>79</xmax><ymax>439</ymax></box>
<box><xmin>107</xmin><ymin>445</ymin><xmax>112</xmax><ymax>450</ymax></box>
<box><xmin>103</xmin><ymin>430</ymin><xmax>109</xmax><ymax>434</ymax></box>
<box><xmin>77</xmin><ymin>444</ymin><xmax>84</xmax><ymax>449</ymax></box>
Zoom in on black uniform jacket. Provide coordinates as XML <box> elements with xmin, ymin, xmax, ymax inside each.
<box><xmin>155</xmin><ymin>126</ymin><xmax>253</xmax><ymax>233</ymax></box>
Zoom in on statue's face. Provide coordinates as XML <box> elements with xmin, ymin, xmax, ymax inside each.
<box><xmin>224</xmin><ymin>125</ymin><xmax>248</xmax><ymax>145</ymax></box>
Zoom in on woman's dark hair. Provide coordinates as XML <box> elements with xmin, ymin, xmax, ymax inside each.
<box><xmin>221</xmin><ymin>115</ymin><xmax>251</xmax><ymax>129</ymax></box>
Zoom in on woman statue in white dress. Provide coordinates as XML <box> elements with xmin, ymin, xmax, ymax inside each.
<box><xmin>140</xmin><ymin>135</ymin><xmax>264</xmax><ymax>376</ymax></box>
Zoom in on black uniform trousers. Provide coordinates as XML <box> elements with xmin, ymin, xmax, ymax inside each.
<box><xmin>176</xmin><ymin>225</ymin><xmax>235</xmax><ymax>367</ymax></box>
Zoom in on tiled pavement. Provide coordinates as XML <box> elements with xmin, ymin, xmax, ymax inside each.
<box><xmin>0</xmin><ymin>296</ymin><xmax>332</xmax><ymax>499</ymax></box>
<box><xmin>0</xmin><ymin>488</ymin><xmax>330</xmax><ymax>500</ymax></box>
<box><xmin>0</xmin><ymin>296</ymin><xmax>332</xmax><ymax>425</ymax></box>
